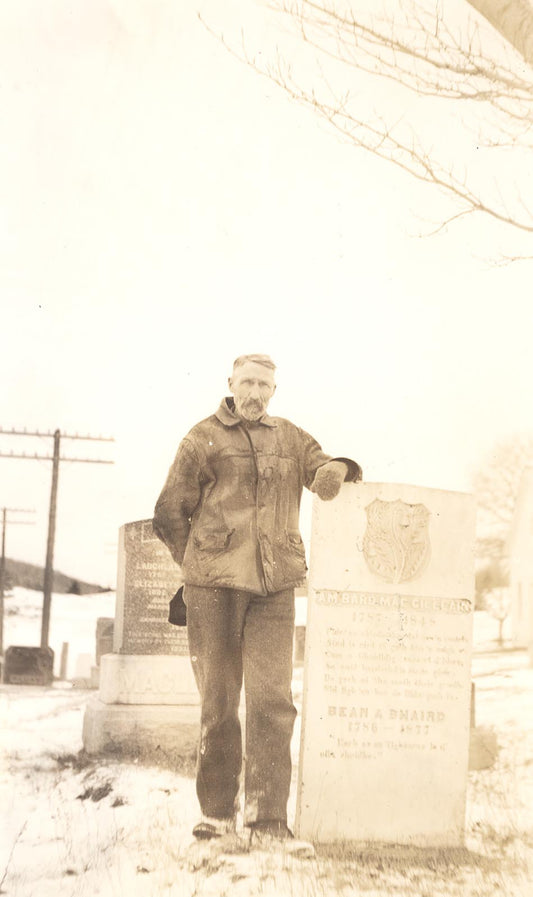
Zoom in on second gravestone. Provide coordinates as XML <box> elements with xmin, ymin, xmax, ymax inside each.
<box><xmin>83</xmin><ymin>520</ymin><xmax>199</xmax><ymax>760</ymax></box>
<box><xmin>295</xmin><ymin>482</ymin><xmax>476</xmax><ymax>847</ymax></box>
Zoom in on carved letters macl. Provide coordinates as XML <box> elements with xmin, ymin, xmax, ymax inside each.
<box><xmin>363</xmin><ymin>498</ymin><xmax>431</xmax><ymax>584</ymax></box>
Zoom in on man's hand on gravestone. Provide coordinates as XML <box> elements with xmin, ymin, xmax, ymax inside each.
<box><xmin>310</xmin><ymin>461</ymin><xmax>349</xmax><ymax>501</ymax></box>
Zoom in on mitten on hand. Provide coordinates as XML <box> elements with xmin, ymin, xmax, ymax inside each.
<box><xmin>168</xmin><ymin>586</ymin><xmax>187</xmax><ymax>626</ymax></box>
<box><xmin>310</xmin><ymin>460</ymin><xmax>348</xmax><ymax>501</ymax></box>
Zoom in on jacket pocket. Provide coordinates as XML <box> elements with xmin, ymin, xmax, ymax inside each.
<box><xmin>193</xmin><ymin>529</ymin><xmax>234</xmax><ymax>551</ymax></box>
<box><xmin>280</xmin><ymin>530</ymin><xmax>307</xmax><ymax>582</ymax></box>
<box><xmin>288</xmin><ymin>532</ymin><xmax>305</xmax><ymax>551</ymax></box>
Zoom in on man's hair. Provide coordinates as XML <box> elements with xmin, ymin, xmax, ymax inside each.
<box><xmin>232</xmin><ymin>354</ymin><xmax>276</xmax><ymax>372</ymax></box>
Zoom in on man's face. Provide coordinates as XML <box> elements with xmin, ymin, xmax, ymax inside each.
<box><xmin>228</xmin><ymin>361</ymin><xmax>276</xmax><ymax>421</ymax></box>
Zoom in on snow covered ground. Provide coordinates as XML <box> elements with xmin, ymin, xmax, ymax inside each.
<box><xmin>1</xmin><ymin>589</ymin><xmax>532</xmax><ymax>896</ymax></box>
<box><xmin>2</xmin><ymin>587</ymin><xmax>116</xmax><ymax>680</ymax></box>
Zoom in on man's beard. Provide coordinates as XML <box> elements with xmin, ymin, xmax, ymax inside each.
<box><xmin>234</xmin><ymin>396</ymin><xmax>267</xmax><ymax>421</ymax></box>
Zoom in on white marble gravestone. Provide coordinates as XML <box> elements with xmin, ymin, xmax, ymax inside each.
<box><xmin>295</xmin><ymin>482</ymin><xmax>476</xmax><ymax>847</ymax></box>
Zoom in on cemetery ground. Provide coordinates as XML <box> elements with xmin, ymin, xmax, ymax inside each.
<box><xmin>1</xmin><ymin>589</ymin><xmax>532</xmax><ymax>897</ymax></box>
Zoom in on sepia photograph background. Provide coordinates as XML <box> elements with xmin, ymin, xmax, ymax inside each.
<box><xmin>1</xmin><ymin>4</ymin><xmax>533</xmax><ymax>895</ymax></box>
<box><xmin>1</xmin><ymin>0</ymin><xmax>532</xmax><ymax>592</ymax></box>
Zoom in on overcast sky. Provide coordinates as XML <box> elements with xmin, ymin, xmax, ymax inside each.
<box><xmin>1</xmin><ymin>0</ymin><xmax>532</xmax><ymax>587</ymax></box>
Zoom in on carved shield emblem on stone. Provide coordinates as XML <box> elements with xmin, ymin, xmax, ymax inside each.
<box><xmin>363</xmin><ymin>498</ymin><xmax>431</xmax><ymax>583</ymax></box>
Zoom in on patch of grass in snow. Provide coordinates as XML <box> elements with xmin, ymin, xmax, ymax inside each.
<box><xmin>313</xmin><ymin>842</ymin><xmax>508</xmax><ymax>878</ymax></box>
<box><xmin>76</xmin><ymin>780</ymin><xmax>114</xmax><ymax>802</ymax></box>
<box><xmin>52</xmin><ymin>742</ymin><xmax>198</xmax><ymax>776</ymax></box>
<box><xmin>53</xmin><ymin>749</ymin><xmax>95</xmax><ymax>771</ymax></box>
<box><xmin>473</xmin><ymin>820</ymin><xmax>532</xmax><ymax>851</ymax></box>
<box><xmin>173</xmin><ymin>837</ymin><xmax>527</xmax><ymax>897</ymax></box>
<box><xmin>144</xmin><ymin>742</ymin><xmax>198</xmax><ymax>776</ymax></box>
<box><xmin>70</xmin><ymin>740</ymin><xmax>199</xmax><ymax>775</ymax></box>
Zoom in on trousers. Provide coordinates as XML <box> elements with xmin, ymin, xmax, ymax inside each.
<box><xmin>183</xmin><ymin>584</ymin><xmax>297</xmax><ymax>825</ymax></box>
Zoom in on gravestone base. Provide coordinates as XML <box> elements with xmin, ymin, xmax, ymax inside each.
<box><xmin>82</xmin><ymin>652</ymin><xmax>200</xmax><ymax>762</ymax></box>
<box><xmin>82</xmin><ymin>698</ymin><xmax>199</xmax><ymax>763</ymax></box>
<box><xmin>98</xmin><ymin>653</ymin><xmax>198</xmax><ymax>704</ymax></box>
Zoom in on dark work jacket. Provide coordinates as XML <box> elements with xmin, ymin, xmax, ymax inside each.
<box><xmin>153</xmin><ymin>398</ymin><xmax>361</xmax><ymax>596</ymax></box>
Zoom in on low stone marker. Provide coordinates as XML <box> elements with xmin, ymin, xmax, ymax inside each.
<box><xmin>293</xmin><ymin>626</ymin><xmax>306</xmax><ymax>665</ymax></box>
<box><xmin>4</xmin><ymin>646</ymin><xmax>54</xmax><ymax>686</ymax></box>
<box><xmin>295</xmin><ymin>482</ymin><xmax>476</xmax><ymax>847</ymax></box>
<box><xmin>95</xmin><ymin>617</ymin><xmax>114</xmax><ymax>665</ymax></box>
<box><xmin>83</xmin><ymin>519</ymin><xmax>199</xmax><ymax>761</ymax></box>
<box><xmin>72</xmin><ymin>652</ymin><xmax>94</xmax><ymax>688</ymax></box>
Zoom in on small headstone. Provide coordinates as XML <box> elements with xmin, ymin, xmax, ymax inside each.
<box><xmin>296</xmin><ymin>483</ymin><xmax>476</xmax><ymax>847</ymax></box>
<box><xmin>72</xmin><ymin>652</ymin><xmax>95</xmax><ymax>688</ymax></box>
<box><xmin>293</xmin><ymin>626</ymin><xmax>306</xmax><ymax>665</ymax></box>
<box><xmin>114</xmin><ymin>520</ymin><xmax>188</xmax><ymax>656</ymax></box>
<box><xmin>95</xmin><ymin>617</ymin><xmax>114</xmax><ymax>665</ymax></box>
<box><xmin>59</xmin><ymin>642</ymin><xmax>69</xmax><ymax>680</ymax></box>
<box><xmin>90</xmin><ymin>666</ymin><xmax>100</xmax><ymax>689</ymax></box>
<box><xmin>4</xmin><ymin>646</ymin><xmax>54</xmax><ymax>686</ymax></box>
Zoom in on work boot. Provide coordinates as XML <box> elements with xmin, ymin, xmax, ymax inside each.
<box><xmin>192</xmin><ymin>815</ymin><xmax>237</xmax><ymax>840</ymax></box>
<box><xmin>248</xmin><ymin>821</ymin><xmax>315</xmax><ymax>857</ymax></box>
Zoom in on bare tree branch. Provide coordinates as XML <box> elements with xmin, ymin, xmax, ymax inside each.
<box><xmin>201</xmin><ymin>1</ymin><xmax>533</xmax><ymax>240</ymax></box>
<box><xmin>262</xmin><ymin>50</ymin><xmax>533</xmax><ymax>233</ymax></box>
<box><xmin>473</xmin><ymin>435</ymin><xmax>533</xmax><ymax>557</ymax></box>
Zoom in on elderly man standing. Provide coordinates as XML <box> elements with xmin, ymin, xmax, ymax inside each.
<box><xmin>153</xmin><ymin>354</ymin><xmax>362</xmax><ymax>846</ymax></box>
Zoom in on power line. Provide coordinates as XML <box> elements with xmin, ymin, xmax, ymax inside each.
<box><xmin>0</xmin><ymin>452</ymin><xmax>113</xmax><ymax>463</ymax></box>
<box><xmin>0</xmin><ymin>508</ymin><xmax>35</xmax><ymax>515</ymax></box>
<box><xmin>0</xmin><ymin>428</ymin><xmax>114</xmax><ymax>649</ymax></box>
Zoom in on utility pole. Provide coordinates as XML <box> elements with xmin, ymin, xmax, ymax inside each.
<box><xmin>41</xmin><ymin>430</ymin><xmax>60</xmax><ymax>650</ymax></box>
<box><xmin>0</xmin><ymin>428</ymin><xmax>114</xmax><ymax>649</ymax></box>
<box><xmin>0</xmin><ymin>507</ymin><xmax>34</xmax><ymax>673</ymax></box>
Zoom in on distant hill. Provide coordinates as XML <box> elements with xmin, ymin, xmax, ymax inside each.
<box><xmin>3</xmin><ymin>558</ymin><xmax>110</xmax><ymax>595</ymax></box>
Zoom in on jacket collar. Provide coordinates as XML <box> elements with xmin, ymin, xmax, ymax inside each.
<box><xmin>215</xmin><ymin>397</ymin><xmax>277</xmax><ymax>428</ymax></box>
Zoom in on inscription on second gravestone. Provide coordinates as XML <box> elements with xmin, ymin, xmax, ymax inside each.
<box><xmin>114</xmin><ymin>519</ymin><xmax>188</xmax><ymax>656</ymax></box>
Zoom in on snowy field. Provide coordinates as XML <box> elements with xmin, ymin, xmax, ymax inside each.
<box><xmin>1</xmin><ymin>588</ymin><xmax>532</xmax><ymax>896</ymax></box>
<box><xmin>2</xmin><ymin>587</ymin><xmax>117</xmax><ymax>681</ymax></box>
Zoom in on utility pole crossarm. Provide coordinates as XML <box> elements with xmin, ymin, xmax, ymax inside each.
<box><xmin>0</xmin><ymin>452</ymin><xmax>55</xmax><ymax>461</ymax></box>
<box><xmin>0</xmin><ymin>428</ymin><xmax>114</xmax><ymax>442</ymax></box>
